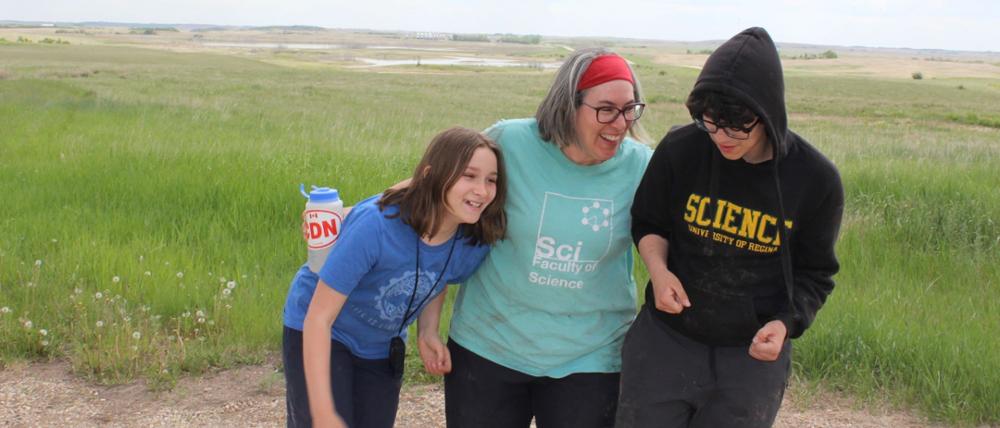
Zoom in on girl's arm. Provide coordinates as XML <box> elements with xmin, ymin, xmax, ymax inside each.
<box><xmin>302</xmin><ymin>280</ymin><xmax>349</xmax><ymax>428</ymax></box>
<box><xmin>416</xmin><ymin>286</ymin><xmax>451</xmax><ymax>375</ymax></box>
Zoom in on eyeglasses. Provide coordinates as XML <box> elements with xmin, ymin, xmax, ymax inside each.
<box><xmin>693</xmin><ymin>117</ymin><xmax>760</xmax><ymax>140</ymax></box>
<box><xmin>581</xmin><ymin>102</ymin><xmax>646</xmax><ymax>124</ymax></box>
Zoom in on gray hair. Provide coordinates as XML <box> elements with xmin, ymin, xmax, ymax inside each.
<box><xmin>535</xmin><ymin>48</ymin><xmax>650</xmax><ymax>148</ymax></box>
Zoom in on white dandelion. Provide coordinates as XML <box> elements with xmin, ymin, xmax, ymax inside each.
<box><xmin>39</xmin><ymin>329</ymin><xmax>48</xmax><ymax>336</ymax></box>
<box><xmin>195</xmin><ymin>310</ymin><xmax>205</xmax><ymax>318</ymax></box>
<box><xmin>34</xmin><ymin>259</ymin><xmax>42</xmax><ymax>267</ymax></box>
<box><xmin>226</xmin><ymin>281</ymin><xmax>236</xmax><ymax>289</ymax></box>
<box><xmin>41</xmin><ymin>340</ymin><xmax>50</xmax><ymax>347</ymax></box>
<box><xmin>132</xmin><ymin>331</ymin><xmax>141</xmax><ymax>340</ymax></box>
<box><xmin>1</xmin><ymin>306</ymin><xmax>11</xmax><ymax>314</ymax></box>
<box><xmin>182</xmin><ymin>311</ymin><xmax>190</xmax><ymax>318</ymax></box>
<box><xmin>197</xmin><ymin>317</ymin><xmax>205</xmax><ymax>324</ymax></box>
<box><xmin>74</xmin><ymin>287</ymin><xmax>83</xmax><ymax>295</ymax></box>
<box><xmin>112</xmin><ymin>276</ymin><xmax>120</xmax><ymax>283</ymax></box>
<box><xmin>23</xmin><ymin>320</ymin><xmax>33</xmax><ymax>329</ymax></box>
<box><xmin>96</xmin><ymin>320</ymin><xmax>105</xmax><ymax>328</ymax></box>
<box><xmin>144</xmin><ymin>271</ymin><xmax>152</xmax><ymax>276</ymax></box>
<box><xmin>176</xmin><ymin>272</ymin><xmax>184</xmax><ymax>279</ymax></box>
<box><xmin>95</xmin><ymin>292</ymin><xmax>103</xmax><ymax>299</ymax></box>
<box><xmin>222</xmin><ymin>288</ymin><xmax>232</xmax><ymax>296</ymax></box>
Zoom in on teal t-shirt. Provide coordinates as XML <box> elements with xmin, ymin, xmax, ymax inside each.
<box><xmin>449</xmin><ymin>118</ymin><xmax>653</xmax><ymax>377</ymax></box>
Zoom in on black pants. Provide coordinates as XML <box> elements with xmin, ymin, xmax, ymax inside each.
<box><xmin>615</xmin><ymin>307</ymin><xmax>791</xmax><ymax>428</ymax></box>
<box><xmin>445</xmin><ymin>339</ymin><xmax>620</xmax><ymax>428</ymax></box>
<box><xmin>282</xmin><ymin>326</ymin><xmax>403</xmax><ymax>428</ymax></box>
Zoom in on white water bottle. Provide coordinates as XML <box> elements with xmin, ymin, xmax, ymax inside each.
<box><xmin>301</xmin><ymin>184</ymin><xmax>345</xmax><ymax>273</ymax></box>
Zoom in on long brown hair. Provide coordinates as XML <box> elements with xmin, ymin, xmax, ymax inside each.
<box><xmin>379</xmin><ymin>127</ymin><xmax>507</xmax><ymax>245</ymax></box>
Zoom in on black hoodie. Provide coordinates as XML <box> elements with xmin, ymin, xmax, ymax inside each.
<box><xmin>631</xmin><ymin>27</ymin><xmax>844</xmax><ymax>346</ymax></box>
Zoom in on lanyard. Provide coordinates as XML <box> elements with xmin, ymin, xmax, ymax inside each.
<box><xmin>395</xmin><ymin>232</ymin><xmax>457</xmax><ymax>337</ymax></box>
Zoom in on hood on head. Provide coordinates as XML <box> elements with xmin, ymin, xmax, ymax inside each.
<box><xmin>689</xmin><ymin>27</ymin><xmax>789</xmax><ymax>159</ymax></box>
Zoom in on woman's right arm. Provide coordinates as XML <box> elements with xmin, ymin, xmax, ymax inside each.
<box><xmin>302</xmin><ymin>280</ymin><xmax>349</xmax><ymax>428</ymax></box>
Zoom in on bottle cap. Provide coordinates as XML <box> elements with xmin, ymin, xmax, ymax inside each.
<box><xmin>301</xmin><ymin>184</ymin><xmax>340</xmax><ymax>202</ymax></box>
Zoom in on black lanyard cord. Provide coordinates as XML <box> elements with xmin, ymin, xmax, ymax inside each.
<box><xmin>396</xmin><ymin>232</ymin><xmax>457</xmax><ymax>337</ymax></box>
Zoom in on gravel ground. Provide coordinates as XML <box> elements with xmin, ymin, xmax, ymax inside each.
<box><xmin>1</xmin><ymin>359</ymin><xmax>946</xmax><ymax>427</ymax></box>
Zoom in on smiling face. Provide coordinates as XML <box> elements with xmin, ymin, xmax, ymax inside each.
<box><xmin>704</xmin><ymin>114</ymin><xmax>771</xmax><ymax>163</ymax></box>
<box><xmin>441</xmin><ymin>147</ymin><xmax>499</xmax><ymax>231</ymax></box>
<box><xmin>564</xmin><ymin>79</ymin><xmax>636</xmax><ymax>165</ymax></box>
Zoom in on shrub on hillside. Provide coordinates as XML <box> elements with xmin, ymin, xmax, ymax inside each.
<box><xmin>39</xmin><ymin>38</ymin><xmax>70</xmax><ymax>45</ymax></box>
<box><xmin>498</xmin><ymin>34</ymin><xmax>541</xmax><ymax>45</ymax></box>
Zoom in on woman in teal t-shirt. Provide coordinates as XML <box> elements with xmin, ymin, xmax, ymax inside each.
<box><xmin>427</xmin><ymin>49</ymin><xmax>653</xmax><ymax>428</ymax></box>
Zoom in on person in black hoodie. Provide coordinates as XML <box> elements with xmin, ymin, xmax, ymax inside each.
<box><xmin>616</xmin><ymin>27</ymin><xmax>844</xmax><ymax>427</ymax></box>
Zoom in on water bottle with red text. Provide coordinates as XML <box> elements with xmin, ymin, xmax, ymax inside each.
<box><xmin>301</xmin><ymin>184</ymin><xmax>345</xmax><ymax>273</ymax></box>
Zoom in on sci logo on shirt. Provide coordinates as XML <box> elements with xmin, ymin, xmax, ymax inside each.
<box><xmin>530</xmin><ymin>193</ymin><xmax>614</xmax><ymax>287</ymax></box>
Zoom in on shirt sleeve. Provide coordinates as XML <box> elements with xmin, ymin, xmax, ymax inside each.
<box><xmin>631</xmin><ymin>133</ymin><xmax>675</xmax><ymax>246</ymax></box>
<box><xmin>483</xmin><ymin>120</ymin><xmax>508</xmax><ymax>143</ymax></box>
<box><xmin>776</xmin><ymin>169</ymin><xmax>845</xmax><ymax>338</ymax></box>
<box><xmin>451</xmin><ymin>240</ymin><xmax>490</xmax><ymax>284</ymax></box>
<box><xmin>317</xmin><ymin>201</ymin><xmax>383</xmax><ymax>296</ymax></box>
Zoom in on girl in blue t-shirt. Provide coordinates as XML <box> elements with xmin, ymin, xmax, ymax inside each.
<box><xmin>281</xmin><ymin>127</ymin><xmax>507</xmax><ymax>428</ymax></box>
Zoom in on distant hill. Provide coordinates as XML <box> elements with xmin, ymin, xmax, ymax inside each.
<box><xmin>1</xmin><ymin>19</ymin><xmax>996</xmax><ymax>57</ymax></box>
<box><xmin>0</xmin><ymin>20</ymin><xmax>325</xmax><ymax>32</ymax></box>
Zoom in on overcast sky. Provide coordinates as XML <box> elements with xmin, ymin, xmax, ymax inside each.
<box><xmin>4</xmin><ymin>0</ymin><xmax>998</xmax><ymax>52</ymax></box>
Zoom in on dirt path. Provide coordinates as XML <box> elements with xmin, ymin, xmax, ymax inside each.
<box><xmin>1</xmin><ymin>359</ymin><xmax>943</xmax><ymax>427</ymax></box>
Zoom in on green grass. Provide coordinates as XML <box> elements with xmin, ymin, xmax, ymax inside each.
<box><xmin>2</xmin><ymin>42</ymin><xmax>999</xmax><ymax>425</ymax></box>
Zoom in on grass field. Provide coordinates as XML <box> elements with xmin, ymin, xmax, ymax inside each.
<box><xmin>1</xmin><ymin>28</ymin><xmax>999</xmax><ymax>425</ymax></box>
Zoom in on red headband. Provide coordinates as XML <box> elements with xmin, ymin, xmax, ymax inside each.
<box><xmin>576</xmin><ymin>54</ymin><xmax>634</xmax><ymax>91</ymax></box>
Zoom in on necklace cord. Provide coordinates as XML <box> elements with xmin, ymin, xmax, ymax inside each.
<box><xmin>396</xmin><ymin>233</ymin><xmax>458</xmax><ymax>336</ymax></box>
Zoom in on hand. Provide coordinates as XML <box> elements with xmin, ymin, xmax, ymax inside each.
<box><xmin>417</xmin><ymin>332</ymin><xmax>452</xmax><ymax>375</ymax></box>
<box><xmin>749</xmin><ymin>320</ymin><xmax>787</xmax><ymax>362</ymax></box>
<box><xmin>650</xmin><ymin>269</ymin><xmax>690</xmax><ymax>314</ymax></box>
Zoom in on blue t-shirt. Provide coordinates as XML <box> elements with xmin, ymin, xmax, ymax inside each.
<box><xmin>283</xmin><ymin>194</ymin><xmax>490</xmax><ymax>359</ymax></box>
<box><xmin>449</xmin><ymin>118</ymin><xmax>652</xmax><ymax>377</ymax></box>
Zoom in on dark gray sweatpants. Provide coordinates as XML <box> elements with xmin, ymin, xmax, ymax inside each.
<box><xmin>615</xmin><ymin>307</ymin><xmax>791</xmax><ymax>428</ymax></box>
